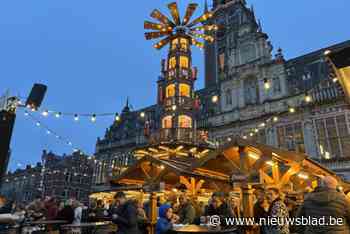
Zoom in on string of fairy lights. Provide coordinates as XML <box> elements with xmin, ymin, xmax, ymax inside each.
<box><xmin>23</xmin><ymin>110</ymin><xmax>82</xmax><ymax>153</ymax></box>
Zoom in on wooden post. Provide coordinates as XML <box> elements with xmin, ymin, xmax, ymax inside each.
<box><xmin>242</xmin><ymin>184</ymin><xmax>255</xmax><ymax>234</ymax></box>
<box><xmin>148</xmin><ymin>192</ymin><xmax>158</xmax><ymax>234</ymax></box>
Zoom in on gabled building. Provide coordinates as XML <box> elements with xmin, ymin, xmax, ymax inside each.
<box><xmin>92</xmin><ymin>0</ymin><xmax>350</xmax><ymax>192</ymax></box>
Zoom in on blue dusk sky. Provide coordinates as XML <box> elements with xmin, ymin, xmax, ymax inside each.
<box><xmin>0</xmin><ymin>0</ymin><xmax>349</xmax><ymax>171</ymax></box>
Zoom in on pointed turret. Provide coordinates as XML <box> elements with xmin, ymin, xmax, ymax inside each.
<box><xmin>122</xmin><ymin>97</ymin><xmax>131</xmax><ymax>113</ymax></box>
<box><xmin>275</xmin><ymin>48</ymin><xmax>285</xmax><ymax>64</ymax></box>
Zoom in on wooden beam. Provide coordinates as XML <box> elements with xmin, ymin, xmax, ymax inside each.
<box><xmin>140</xmin><ymin>163</ymin><xmax>151</xmax><ymax>179</ymax></box>
<box><xmin>222</xmin><ymin>151</ymin><xmax>242</xmax><ymax>173</ymax></box>
<box><xmin>272</xmin><ymin>162</ymin><xmax>280</xmax><ymax>182</ymax></box>
<box><xmin>278</xmin><ymin>164</ymin><xmax>301</xmax><ymax>188</ymax></box>
<box><xmin>259</xmin><ymin>170</ymin><xmax>274</xmax><ymax>184</ymax></box>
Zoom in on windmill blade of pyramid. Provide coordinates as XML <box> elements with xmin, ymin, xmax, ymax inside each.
<box><xmin>189</xmin><ymin>35</ymin><xmax>204</xmax><ymax>49</ymax></box>
<box><xmin>153</xmin><ymin>36</ymin><xmax>172</xmax><ymax>50</ymax></box>
<box><xmin>144</xmin><ymin>31</ymin><xmax>171</xmax><ymax>40</ymax></box>
<box><xmin>144</xmin><ymin>20</ymin><xmax>168</xmax><ymax>31</ymax></box>
<box><xmin>182</xmin><ymin>3</ymin><xmax>198</xmax><ymax>25</ymax></box>
<box><xmin>168</xmin><ymin>2</ymin><xmax>181</xmax><ymax>26</ymax></box>
<box><xmin>150</xmin><ymin>9</ymin><xmax>175</xmax><ymax>27</ymax></box>
<box><xmin>187</xmin><ymin>12</ymin><xmax>213</xmax><ymax>28</ymax></box>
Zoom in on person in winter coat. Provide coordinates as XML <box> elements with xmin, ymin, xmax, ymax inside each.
<box><xmin>204</xmin><ymin>192</ymin><xmax>235</xmax><ymax>228</ymax></box>
<box><xmin>296</xmin><ymin>176</ymin><xmax>350</xmax><ymax>234</ymax></box>
<box><xmin>56</xmin><ymin>200</ymin><xmax>75</xmax><ymax>224</ymax></box>
<box><xmin>112</xmin><ymin>192</ymin><xmax>141</xmax><ymax>234</ymax></box>
<box><xmin>266</xmin><ymin>187</ymin><xmax>289</xmax><ymax>234</ymax></box>
<box><xmin>178</xmin><ymin>194</ymin><xmax>196</xmax><ymax>224</ymax></box>
<box><xmin>156</xmin><ymin>204</ymin><xmax>177</xmax><ymax>234</ymax></box>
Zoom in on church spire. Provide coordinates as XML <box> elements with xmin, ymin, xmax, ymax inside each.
<box><xmin>122</xmin><ymin>97</ymin><xmax>131</xmax><ymax>113</ymax></box>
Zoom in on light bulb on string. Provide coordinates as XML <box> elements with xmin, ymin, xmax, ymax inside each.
<box><xmin>74</xmin><ymin>114</ymin><xmax>79</xmax><ymax>121</ymax></box>
<box><xmin>42</xmin><ymin>110</ymin><xmax>49</xmax><ymax>117</ymax></box>
<box><xmin>140</xmin><ymin>112</ymin><xmax>145</xmax><ymax>118</ymax></box>
<box><xmin>332</xmin><ymin>77</ymin><xmax>338</xmax><ymax>83</ymax></box>
<box><xmin>273</xmin><ymin>116</ymin><xmax>279</xmax><ymax>122</ymax></box>
<box><xmin>55</xmin><ymin>112</ymin><xmax>61</xmax><ymax>118</ymax></box>
<box><xmin>289</xmin><ymin>107</ymin><xmax>296</xmax><ymax>113</ymax></box>
<box><xmin>91</xmin><ymin>114</ymin><xmax>97</xmax><ymax>123</ymax></box>
<box><xmin>115</xmin><ymin>113</ymin><xmax>120</xmax><ymax>122</ymax></box>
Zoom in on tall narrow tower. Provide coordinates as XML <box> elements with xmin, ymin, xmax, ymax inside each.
<box><xmin>135</xmin><ymin>2</ymin><xmax>217</xmax><ymax>159</ymax></box>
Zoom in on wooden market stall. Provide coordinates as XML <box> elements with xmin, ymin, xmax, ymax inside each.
<box><xmin>110</xmin><ymin>137</ymin><xmax>349</xmax><ymax>234</ymax></box>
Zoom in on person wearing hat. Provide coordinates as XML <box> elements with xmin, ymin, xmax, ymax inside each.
<box><xmin>111</xmin><ymin>191</ymin><xmax>141</xmax><ymax>234</ymax></box>
<box><xmin>296</xmin><ymin>176</ymin><xmax>350</xmax><ymax>234</ymax></box>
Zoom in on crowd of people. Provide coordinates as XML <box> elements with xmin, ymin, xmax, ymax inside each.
<box><xmin>253</xmin><ymin>176</ymin><xmax>350</xmax><ymax>234</ymax></box>
<box><xmin>1</xmin><ymin>175</ymin><xmax>350</xmax><ymax>234</ymax></box>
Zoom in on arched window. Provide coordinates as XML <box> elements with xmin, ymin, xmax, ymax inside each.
<box><xmin>178</xmin><ymin>115</ymin><xmax>192</xmax><ymax>128</ymax></box>
<box><xmin>166</xmin><ymin>84</ymin><xmax>176</xmax><ymax>98</ymax></box>
<box><xmin>179</xmin><ymin>83</ymin><xmax>190</xmax><ymax>97</ymax></box>
<box><xmin>171</xmin><ymin>39</ymin><xmax>178</xmax><ymax>50</ymax></box>
<box><xmin>180</xmin><ymin>56</ymin><xmax>189</xmax><ymax>69</ymax></box>
<box><xmin>180</xmin><ymin>38</ymin><xmax>188</xmax><ymax>51</ymax></box>
<box><xmin>225</xmin><ymin>88</ymin><xmax>232</xmax><ymax>106</ymax></box>
<box><xmin>169</xmin><ymin>57</ymin><xmax>176</xmax><ymax>69</ymax></box>
<box><xmin>244</xmin><ymin>76</ymin><xmax>259</xmax><ymax>105</ymax></box>
<box><xmin>162</xmin><ymin>116</ymin><xmax>172</xmax><ymax>129</ymax></box>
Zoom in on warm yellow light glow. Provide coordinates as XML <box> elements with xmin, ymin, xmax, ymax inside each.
<box><xmin>289</xmin><ymin>107</ymin><xmax>296</xmax><ymax>113</ymax></box>
<box><xmin>242</xmin><ymin>135</ymin><xmax>247</xmax><ymax>139</ymax></box>
<box><xmin>180</xmin><ymin>56</ymin><xmax>189</xmax><ymax>68</ymax></box>
<box><xmin>162</xmin><ymin>116</ymin><xmax>172</xmax><ymax>129</ymax></box>
<box><xmin>169</xmin><ymin>57</ymin><xmax>176</xmax><ymax>69</ymax></box>
<box><xmin>180</xmin><ymin>38</ymin><xmax>188</xmax><ymax>50</ymax></box>
<box><xmin>212</xmin><ymin>95</ymin><xmax>219</xmax><ymax>103</ymax></box>
<box><xmin>254</xmin><ymin>128</ymin><xmax>259</xmax><ymax>133</ymax></box>
<box><xmin>273</xmin><ymin>116</ymin><xmax>279</xmax><ymax>122</ymax></box>
<box><xmin>140</xmin><ymin>112</ymin><xmax>145</xmax><ymax>118</ymax></box>
<box><xmin>324</xmin><ymin>50</ymin><xmax>332</xmax><ymax>55</ymax></box>
<box><xmin>166</xmin><ymin>84</ymin><xmax>176</xmax><ymax>98</ymax></box>
<box><xmin>298</xmin><ymin>172</ymin><xmax>309</xmax><ymax>180</ymax></box>
<box><xmin>325</xmin><ymin>151</ymin><xmax>331</xmax><ymax>159</ymax></box>
<box><xmin>179</xmin><ymin>83</ymin><xmax>191</xmax><ymax>97</ymax></box>
<box><xmin>304</xmin><ymin>94</ymin><xmax>312</xmax><ymax>103</ymax></box>
<box><xmin>266</xmin><ymin>161</ymin><xmax>275</xmax><ymax>167</ymax></box>
<box><xmin>178</xmin><ymin>115</ymin><xmax>192</xmax><ymax>128</ymax></box>
<box><xmin>332</xmin><ymin>77</ymin><xmax>338</xmax><ymax>83</ymax></box>
<box><xmin>264</xmin><ymin>79</ymin><xmax>270</xmax><ymax>90</ymax></box>
<box><xmin>172</xmin><ymin>105</ymin><xmax>177</xmax><ymax>111</ymax></box>
<box><xmin>248</xmin><ymin>152</ymin><xmax>259</xmax><ymax>160</ymax></box>
<box><xmin>159</xmin><ymin>165</ymin><xmax>165</xmax><ymax>170</ymax></box>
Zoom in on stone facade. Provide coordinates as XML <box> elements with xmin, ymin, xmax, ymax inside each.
<box><xmin>0</xmin><ymin>151</ymin><xmax>94</xmax><ymax>204</ymax></box>
<box><xmin>0</xmin><ymin>163</ymin><xmax>43</xmax><ymax>204</ymax></box>
<box><xmin>42</xmin><ymin>151</ymin><xmax>93</xmax><ymax>203</ymax></box>
<box><xmin>92</xmin><ymin>0</ymin><xmax>350</xmax><ymax>191</ymax></box>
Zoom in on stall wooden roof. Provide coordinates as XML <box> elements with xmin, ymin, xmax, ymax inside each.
<box><xmin>111</xmin><ymin>137</ymin><xmax>349</xmax><ymax>193</ymax></box>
